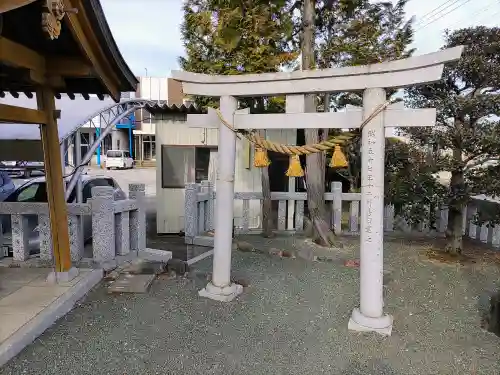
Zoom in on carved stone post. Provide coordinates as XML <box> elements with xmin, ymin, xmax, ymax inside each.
<box><xmin>129</xmin><ymin>183</ymin><xmax>146</xmax><ymax>253</ymax></box>
<box><xmin>90</xmin><ymin>186</ymin><xmax>115</xmax><ymax>263</ymax></box>
<box><xmin>11</xmin><ymin>214</ymin><xmax>29</xmax><ymax>261</ymax></box>
<box><xmin>348</xmin><ymin>88</ymin><xmax>393</xmax><ymax>335</ymax></box>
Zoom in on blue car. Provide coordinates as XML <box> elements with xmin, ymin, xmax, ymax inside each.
<box><xmin>0</xmin><ymin>172</ymin><xmax>16</xmax><ymax>202</ymax></box>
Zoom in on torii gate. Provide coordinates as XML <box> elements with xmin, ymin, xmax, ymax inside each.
<box><xmin>172</xmin><ymin>46</ymin><xmax>463</xmax><ymax>336</ymax></box>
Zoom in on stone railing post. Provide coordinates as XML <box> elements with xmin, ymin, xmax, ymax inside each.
<box><xmin>129</xmin><ymin>183</ymin><xmax>146</xmax><ymax>253</ymax></box>
<box><xmin>68</xmin><ymin>214</ymin><xmax>84</xmax><ymax>261</ymax></box>
<box><xmin>184</xmin><ymin>183</ymin><xmax>199</xmax><ymax>244</ymax></box>
<box><xmin>12</xmin><ymin>214</ymin><xmax>29</xmax><ymax>261</ymax></box>
<box><xmin>115</xmin><ymin>211</ymin><xmax>130</xmax><ymax>256</ymax></box>
<box><xmin>201</xmin><ymin>180</ymin><xmax>214</xmax><ymax>231</ymax></box>
<box><xmin>39</xmin><ymin>214</ymin><xmax>53</xmax><ymax>261</ymax></box>
<box><xmin>205</xmin><ymin>181</ymin><xmax>215</xmax><ymax>231</ymax></box>
<box><xmin>90</xmin><ymin>186</ymin><xmax>115</xmax><ymax>263</ymax></box>
<box><xmin>40</xmin><ymin>212</ymin><xmax>83</xmax><ymax>263</ymax></box>
<box><xmin>331</xmin><ymin>182</ymin><xmax>342</xmax><ymax>234</ymax></box>
<box><xmin>384</xmin><ymin>205</ymin><xmax>395</xmax><ymax>232</ymax></box>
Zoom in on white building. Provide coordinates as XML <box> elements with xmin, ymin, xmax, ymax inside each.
<box><xmin>131</xmin><ymin>76</ymin><xmax>185</xmax><ymax>166</ymax></box>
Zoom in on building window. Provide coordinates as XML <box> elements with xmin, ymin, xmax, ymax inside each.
<box><xmin>143</xmin><ymin>135</ymin><xmax>156</xmax><ymax>160</ymax></box>
<box><xmin>161</xmin><ymin>145</ymin><xmax>217</xmax><ymax>189</ymax></box>
<box><xmin>195</xmin><ymin>147</ymin><xmax>211</xmax><ymax>182</ymax></box>
<box><xmin>103</xmin><ymin>134</ymin><xmax>112</xmax><ymax>153</ymax></box>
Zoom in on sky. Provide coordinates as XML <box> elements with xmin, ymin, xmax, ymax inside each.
<box><xmin>100</xmin><ymin>0</ymin><xmax>500</xmax><ymax>78</ymax></box>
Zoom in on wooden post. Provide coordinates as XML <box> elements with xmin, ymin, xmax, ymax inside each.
<box><xmin>36</xmin><ymin>86</ymin><xmax>72</xmax><ymax>272</ymax></box>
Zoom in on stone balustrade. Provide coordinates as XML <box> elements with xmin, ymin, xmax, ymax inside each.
<box><xmin>185</xmin><ymin>180</ymin><xmax>500</xmax><ymax>250</ymax></box>
<box><xmin>0</xmin><ymin>183</ymin><xmax>146</xmax><ymax>265</ymax></box>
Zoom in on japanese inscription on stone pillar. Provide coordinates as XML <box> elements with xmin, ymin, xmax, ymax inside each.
<box><xmin>364</xmin><ymin>129</ymin><xmax>377</xmax><ymax>243</ymax></box>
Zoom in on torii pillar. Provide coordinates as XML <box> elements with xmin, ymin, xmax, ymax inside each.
<box><xmin>172</xmin><ymin>45</ymin><xmax>463</xmax><ymax>334</ymax></box>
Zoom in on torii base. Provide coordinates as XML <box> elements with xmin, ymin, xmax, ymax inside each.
<box><xmin>198</xmin><ymin>282</ymin><xmax>243</xmax><ymax>302</ymax></box>
<box><xmin>348</xmin><ymin>308</ymin><xmax>393</xmax><ymax>336</ymax></box>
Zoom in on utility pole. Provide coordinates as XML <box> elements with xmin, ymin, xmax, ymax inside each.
<box><xmin>301</xmin><ymin>0</ymin><xmax>335</xmax><ymax>246</ymax></box>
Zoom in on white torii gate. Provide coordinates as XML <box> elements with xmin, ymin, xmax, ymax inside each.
<box><xmin>172</xmin><ymin>45</ymin><xmax>463</xmax><ymax>336</ymax></box>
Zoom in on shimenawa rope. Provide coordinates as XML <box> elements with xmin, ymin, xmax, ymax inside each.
<box><xmin>212</xmin><ymin>99</ymin><xmax>394</xmax><ymax>155</ymax></box>
<box><xmin>210</xmin><ymin>99</ymin><xmax>395</xmax><ymax>176</ymax></box>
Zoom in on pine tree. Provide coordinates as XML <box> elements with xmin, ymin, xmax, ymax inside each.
<box><xmin>292</xmin><ymin>0</ymin><xmax>415</xmax><ymax>245</ymax></box>
<box><xmin>318</xmin><ymin>0</ymin><xmax>415</xmax><ymax>192</ymax></box>
<box><xmin>405</xmin><ymin>26</ymin><xmax>500</xmax><ymax>254</ymax></box>
<box><xmin>179</xmin><ymin>0</ymin><xmax>297</xmax><ymax>237</ymax></box>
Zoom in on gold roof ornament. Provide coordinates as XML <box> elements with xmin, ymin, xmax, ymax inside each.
<box><xmin>42</xmin><ymin>0</ymin><xmax>78</xmax><ymax>40</ymax></box>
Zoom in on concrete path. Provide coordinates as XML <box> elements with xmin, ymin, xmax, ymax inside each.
<box><xmin>2</xmin><ymin>236</ymin><xmax>500</xmax><ymax>374</ymax></box>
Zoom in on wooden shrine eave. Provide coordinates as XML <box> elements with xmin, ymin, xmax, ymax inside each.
<box><xmin>0</xmin><ymin>38</ymin><xmax>92</xmax><ymax>79</ymax></box>
<box><xmin>0</xmin><ymin>0</ymin><xmax>138</xmax><ymax>102</ymax></box>
<box><xmin>172</xmin><ymin>46</ymin><xmax>464</xmax><ymax>97</ymax></box>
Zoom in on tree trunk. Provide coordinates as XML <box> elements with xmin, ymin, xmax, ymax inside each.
<box><xmin>260</xmin><ymin>129</ymin><xmax>273</xmax><ymax>237</ymax></box>
<box><xmin>302</xmin><ymin>0</ymin><xmax>335</xmax><ymax>246</ymax></box>
<box><xmin>445</xmin><ymin>169</ymin><xmax>465</xmax><ymax>255</ymax></box>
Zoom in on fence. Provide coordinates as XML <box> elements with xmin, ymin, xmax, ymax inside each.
<box><xmin>185</xmin><ymin>181</ymin><xmax>500</xmax><ymax>249</ymax></box>
<box><xmin>0</xmin><ymin>183</ymin><xmax>146</xmax><ymax>264</ymax></box>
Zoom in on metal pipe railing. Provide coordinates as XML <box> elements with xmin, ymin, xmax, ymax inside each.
<box><xmin>65</xmin><ymin>106</ymin><xmax>144</xmax><ymax>200</ymax></box>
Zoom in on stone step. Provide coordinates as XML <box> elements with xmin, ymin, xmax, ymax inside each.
<box><xmin>107</xmin><ymin>273</ymin><xmax>155</xmax><ymax>294</ymax></box>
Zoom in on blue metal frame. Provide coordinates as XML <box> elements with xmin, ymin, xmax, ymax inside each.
<box><xmin>96</xmin><ymin>127</ymin><xmax>101</xmax><ymax>166</ymax></box>
<box><xmin>115</xmin><ymin>113</ymin><xmax>136</xmax><ymax>155</ymax></box>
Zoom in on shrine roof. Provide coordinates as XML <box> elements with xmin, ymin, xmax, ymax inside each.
<box><xmin>0</xmin><ymin>0</ymin><xmax>138</xmax><ymax>102</ymax></box>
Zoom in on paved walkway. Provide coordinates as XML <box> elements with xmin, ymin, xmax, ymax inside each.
<box><xmin>2</xmin><ymin>236</ymin><xmax>500</xmax><ymax>374</ymax></box>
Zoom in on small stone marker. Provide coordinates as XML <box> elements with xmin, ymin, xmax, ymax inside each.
<box><xmin>107</xmin><ymin>273</ymin><xmax>155</xmax><ymax>294</ymax></box>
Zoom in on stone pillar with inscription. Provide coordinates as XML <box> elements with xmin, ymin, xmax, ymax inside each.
<box><xmin>348</xmin><ymin>87</ymin><xmax>393</xmax><ymax>336</ymax></box>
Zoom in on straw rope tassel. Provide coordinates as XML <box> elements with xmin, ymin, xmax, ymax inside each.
<box><xmin>286</xmin><ymin>155</ymin><xmax>304</xmax><ymax>177</ymax></box>
<box><xmin>330</xmin><ymin>144</ymin><xmax>348</xmax><ymax>168</ymax></box>
<box><xmin>253</xmin><ymin>146</ymin><xmax>270</xmax><ymax>167</ymax></box>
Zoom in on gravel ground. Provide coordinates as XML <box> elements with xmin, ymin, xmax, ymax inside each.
<box><xmin>2</xmin><ymin>235</ymin><xmax>500</xmax><ymax>375</ymax></box>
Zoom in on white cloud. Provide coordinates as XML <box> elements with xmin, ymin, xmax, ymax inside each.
<box><xmin>101</xmin><ymin>0</ymin><xmax>500</xmax><ymax>77</ymax></box>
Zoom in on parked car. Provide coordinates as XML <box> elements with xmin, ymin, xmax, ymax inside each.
<box><xmin>105</xmin><ymin>150</ymin><xmax>134</xmax><ymax>170</ymax></box>
<box><xmin>0</xmin><ymin>171</ymin><xmax>16</xmax><ymax>202</ymax></box>
<box><xmin>0</xmin><ymin>161</ymin><xmax>44</xmax><ymax>178</ymax></box>
<box><xmin>1</xmin><ymin>174</ymin><xmax>127</xmax><ymax>256</ymax></box>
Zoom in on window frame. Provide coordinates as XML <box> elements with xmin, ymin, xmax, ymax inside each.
<box><xmin>6</xmin><ymin>182</ymin><xmax>47</xmax><ymax>203</ymax></box>
<box><xmin>160</xmin><ymin>145</ymin><xmax>217</xmax><ymax>189</ymax></box>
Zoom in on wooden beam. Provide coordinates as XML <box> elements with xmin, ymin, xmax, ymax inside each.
<box><xmin>0</xmin><ymin>103</ymin><xmax>48</xmax><ymax>124</ymax></box>
<box><xmin>36</xmin><ymin>86</ymin><xmax>72</xmax><ymax>273</ymax></box>
<box><xmin>46</xmin><ymin>57</ymin><xmax>93</xmax><ymax>77</ymax></box>
<box><xmin>0</xmin><ymin>0</ymin><xmax>37</xmax><ymax>14</ymax></box>
<box><xmin>0</xmin><ymin>37</ymin><xmax>45</xmax><ymax>72</ymax></box>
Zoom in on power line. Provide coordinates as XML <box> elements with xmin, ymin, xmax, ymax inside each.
<box><xmin>448</xmin><ymin>0</ymin><xmax>499</xmax><ymax>29</ymax></box>
<box><xmin>415</xmin><ymin>0</ymin><xmax>474</xmax><ymax>32</ymax></box>
<box><xmin>414</xmin><ymin>0</ymin><xmax>460</xmax><ymax>26</ymax></box>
